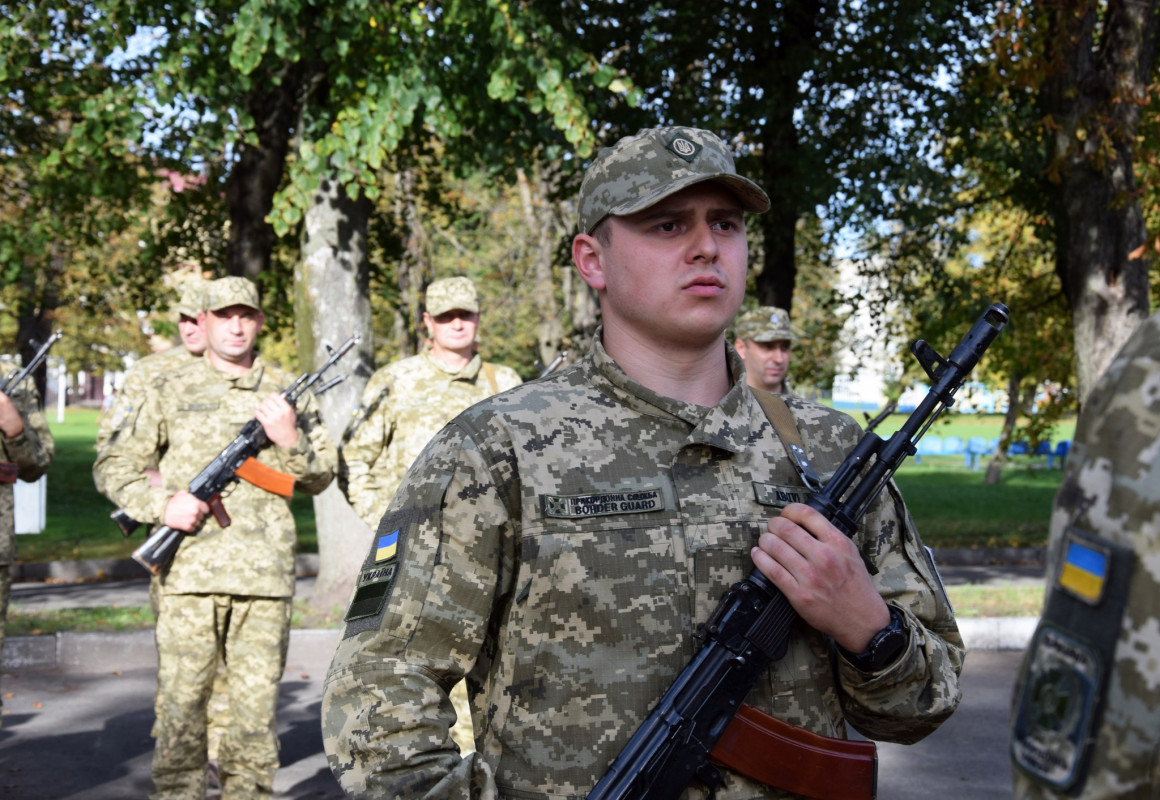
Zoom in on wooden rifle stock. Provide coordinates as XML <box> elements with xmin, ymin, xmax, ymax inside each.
<box><xmin>711</xmin><ymin>704</ymin><xmax>877</xmax><ymax>800</ymax></box>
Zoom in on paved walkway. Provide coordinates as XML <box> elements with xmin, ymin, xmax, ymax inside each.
<box><xmin>0</xmin><ymin>552</ymin><xmax>1047</xmax><ymax>799</ymax></box>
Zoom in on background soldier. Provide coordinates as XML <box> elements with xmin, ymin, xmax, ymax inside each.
<box><xmin>322</xmin><ymin>126</ymin><xmax>962</xmax><ymax>798</ymax></box>
<box><xmin>93</xmin><ymin>276</ymin><xmax>337</xmax><ymax>799</ymax></box>
<box><xmin>1011</xmin><ymin>309</ymin><xmax>1160</xmax><ymax>799</ymax></box>
<box><xmin>733</xmin><ymin>306</ymin><xmax>797</xmax><ymax>394</ymax></box>
<box><xmin>0</xmin><ymin>353</ymin><xmax>54</xmax><ymax>728</ymax></box>
<box><xmin>95</xmin><ymin>278</ymin><xmax>208</xmax><ymax>481</ymax></box>
<box><xmin>338</xmin><ymin>275</ymin><xmax>522</xmax><ymax>531</ymax></box>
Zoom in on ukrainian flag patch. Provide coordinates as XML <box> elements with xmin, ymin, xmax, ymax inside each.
<box><xmin>1058</xmin><ymin>534</ymin><xmax>1108</xmax><ymax>605</ymax></box>
<box><xmin>375</xmin><ymin>529</ymin><xmax>400</xmax><ymax>563</ymax></box>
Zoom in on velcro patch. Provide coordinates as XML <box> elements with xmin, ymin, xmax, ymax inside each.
<box><xmin>542</xmin><ymin>487</ymin><xmax>664</xmax><ymax>519</ymax></box>
<box><xmin>1058</xmin><ymin>533</ymin><xmax>1109</xmax><ymax>605</ymax></box>
<box><xmin>752</xmin><ymin>482</ymin><xmax>810</xmax><ymax>508</ymax></box>
<box><xmin>344</xmin><ymin>563</ymin><xmax>398</xmax><ymax>623</ymax></box>
<box><xmin>1011</xmin><ymin>624</ymin><xmax>1101</xmax><ymax>789</ymax></box>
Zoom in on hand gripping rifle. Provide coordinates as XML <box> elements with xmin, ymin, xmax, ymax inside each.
<box><xmin>0</xmin><ymin>330</ymin><xmax>63</xmax><ymax>483</ymax></box>
<box><xmin>127</xmin><ymin>335</ymin><xmax>359</xmax><ymax>575</ymax></box>
<box><xmin>588</xmin><ymin>303</ymin><xmax>1009</xmax><ymax>800</ymax></box>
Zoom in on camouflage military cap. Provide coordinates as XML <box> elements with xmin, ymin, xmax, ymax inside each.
<box><xmin>425</xmin><ymin>277</ymin><xmax>479</xmax><ymax>317</ymax></box>
<box><xmin>206</xmin><ymin>276</ymin><xmax>260</xmax><ymax>312</ymax></box>
<box><xmin>576</xmin><ymin>126</ymin><xmax>771</xmax><ymax>234</ymax></box>
<box><xmin>734</xmin><ymin>306</ymin><xmax>797</xmax><ymax>343</ymax></box>
<box><xmin>172</xmin><ymin>279</ymin><xmax>207</xmax><ymax>320</ymax></box>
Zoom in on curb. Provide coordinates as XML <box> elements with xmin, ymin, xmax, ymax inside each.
<box><xmin>3</xmin><ymin>628</ymin><xmax>341</xmax><ymax>672</ymax></box>
<box><xmin>10</xmin><ymin>548</ymin><xmax>1041</xmax><ymax>584</ymax></box>
<box><xmin>2</xmin><ymin>619</ymin><xmax>1037</xmax><ymax>673</ymax></box>
<box><xmin>11</xmin><ymin>553</ymin><xmax>321</xmax><ymax>583</ymax></box>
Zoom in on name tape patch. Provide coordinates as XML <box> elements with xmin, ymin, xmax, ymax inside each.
<box><xmin>543</xmin><ymin>488</ymin><xmax>664</xmax><ymax>519</ymax></box>
<box><xmin>752</xmin><ymin>482</ymin><xmax>810</xmax><ymax>507</ymax></box>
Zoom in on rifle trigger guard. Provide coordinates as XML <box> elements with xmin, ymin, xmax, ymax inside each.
<box><xmin>696</xmin><ymin>762</ymin><xmax>725</xmax><ymax>799</ymax></box>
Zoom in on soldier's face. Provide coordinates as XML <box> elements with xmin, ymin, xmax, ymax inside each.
<box><xmin>574</xmin><ymin>183</ymin><xmax>748</xmax><ymax>350</ymax></box>
<box><xmin>204</xmin><ymin>305</ymin><xmax>263</xmax><ymax>364</ymax></box>
<box><xmin>735</xmin><ymin>338</ymin><xmax>792</xmax><ymax>393</ymax></box>
<box><xmin>424</xmin><ymin>309</ymin><xmax>479</xmax><ymax>355</ymax></box>
<box><xmin>177</xmin><ymin>314</ymin><xmax>206</xmax><ymax>356</ymax></box>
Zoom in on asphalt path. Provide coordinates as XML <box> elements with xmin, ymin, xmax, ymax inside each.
<box><xmin>2</xmin><ymin>564</ymin><xmax>1039</xmax><ymax>799</ymax></box>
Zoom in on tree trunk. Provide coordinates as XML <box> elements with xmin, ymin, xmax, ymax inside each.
<box><xmin>983</xmin><ymin>372</ymin><xmax>1023</xmax><ymax>485</ymax></box>
<box><xmin>515</xmin><ymin>166</ymin><xmax>566</xmax><ymax>365</ymax></box>
<box><xmin>226</xmin><ymin>60</ymin><xmax>301</xmax><ymax>281</ymax></box>
<box><xmin>1041</xmin><ymin>0</ymin><xmax>1158</xmax><ymax>400</ymax></box>
<box><xmin>295</xmin><ymin>175</ymin><xmax>375</xmax><ymax>613</ymax></box>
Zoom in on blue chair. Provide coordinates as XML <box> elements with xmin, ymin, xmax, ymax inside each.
<box><xmin>1008</xmin><ymin>441</ymin><xmax>1029</xmax><ymax>456</ymax></box>
<box><xmin>914</xmin><ymin>435</ymin><xmax>943</xmax><ymax>465</ymax></box>
<box><xmin>964</xmin><ymin>436</ymin><xmax>990</xmax><ymax>469</ymax></box>
<box><xmin>942</xmin><ymin>436</ymin><xmax>965</xmax><ymax>456</ymax></box>
<box><xmin>1048</xmin><ymin>440</ymin><xmax>1071</xmax><ymax>469</ymax></box>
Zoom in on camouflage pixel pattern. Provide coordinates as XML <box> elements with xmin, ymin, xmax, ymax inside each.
<box><xmin>93</xmin><ymin>355</ymin><xmax>337</xmax><ymax>597</ymax></box>
<box><xmin>1012</xmin><ymin>310</ymin><xmax>1160</xmax><ymax>799</ymax></box>
<box><xmin>339</xmin><ymin>348</ymin><xmax>522</xmax><ymax>530</ymax></box>
<box><xmin>151</xmin><ymin>592</ymin><xmax>291</xmax><ymax>799</ymax></box>
<box><xmin>323</xmin><ymin>335</ymin><xmax>963</xmax><ymax>799</ymax></box>
<box><xmin>575</xmin><ymin>126</ymin><xmax>771</xmax><ymax>233</ymax></box>
<box><xmin>0</xmin><ymin>362</ymin><xmax>54</xmax><ymax>725</ymax></box>
<box><xmin>171</xmin><ymin>278</ymin><xmax>207</xmax><ymax>320</ymax></box>
<box><xmin>425</xmin><ymin>277</ymin><xmax>480</xmax><ymax>317</ymax></box>
<box><xmin>734</xmin><ymin>307</ymin><xmax>799</xmax><ymax>343</ymax></box>
<box><xmin>93</xmin><ymin>345</ymin><xmax>201</xmax><ymax>491</ymax></box>
<box><xmin>206</xmin><ymin>276</ymin><xmax>260</xmax><ymax>311</ymax></box>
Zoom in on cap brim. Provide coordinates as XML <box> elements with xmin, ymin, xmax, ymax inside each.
<box><xmin>606</xmin><ymin>173</ymin><xmax>771</xmax><ymax>222</ymax></box>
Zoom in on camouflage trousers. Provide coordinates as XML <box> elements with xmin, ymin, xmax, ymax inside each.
<box><xmin>151</xmin><ymin>593</ymin><xmax>291</xmax><ymax>800</ymax></box>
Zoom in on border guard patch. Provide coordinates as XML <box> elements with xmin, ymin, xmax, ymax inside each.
<box><xmin>542</xmin><ymin>487</ymin><xmax>665</xmax><ymax>519</ymax></box>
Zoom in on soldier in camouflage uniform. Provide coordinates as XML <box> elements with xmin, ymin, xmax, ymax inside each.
<box><xmin>1011</xmin><ymin>310</ymin><xmax>1160</xmax><ymax>799</ymax></box>
<box><xmin>322</xmin><ymin>126</ymin><xmax>963</xmax><ymax>799</ymax></box>
<box><xmin>0</xmin><ymin>356</ymin><xmax>54</xmax><ymax>728</ymax></box>
<box><xmin>94</xmin><ymin>277</ymin><xmax>337</xmax><ymax>800</ymax></box>
<box><xmin>733</xmin><ymin>306</ymin><xmax>798</xmax><ymax>394</ymax></box>
<box><xmin>339</xmin><ymin>276</ymin><xmax>522</xmax><ymax>531</ymax></box>
<box><xmin>95</xmin><ymin>278</ymin><xmax>208</xmax><ymax>488</ymax></box>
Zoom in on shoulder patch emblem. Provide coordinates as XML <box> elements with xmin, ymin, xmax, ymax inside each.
<box><xmin>1057</xmin><ymin>534</ymin><xmax>1108</xmax><ymax>604</ymax></box>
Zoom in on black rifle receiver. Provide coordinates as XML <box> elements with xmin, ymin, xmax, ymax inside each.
<box><xmin>128</xmin><ymin>335</ymin><xmax>359</xmax><ymax>574</ymax></box>
<box><xmin>1</xmin><ymin>331</ymin><xmax>62</xmax><ymax>395</ymax></box>
<box><xmin>588</xmin><ymin>303</ymin><xmax>1009</xmax><ymax>800</ymax></box>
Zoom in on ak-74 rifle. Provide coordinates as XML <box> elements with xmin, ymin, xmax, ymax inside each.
<box><xmin>122</xmin><ymin>335</ymin><xmax>359</xmax><ymax>576</ymax></box>
<box><xmin>0</xmin><ymin>331</ymin><xmax>62</xmax><ymax>484</ymax></box>
<box><xmin>588</xmin><ymin>303</ymin><xmax>1010</xmax><ymax>800</ymax></box>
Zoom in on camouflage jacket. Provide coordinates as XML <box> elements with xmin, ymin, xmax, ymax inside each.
<box><xmin>1012</xmin><ymin>311</ymin><xmax>1160</xmax><ymax>799</ymax></box>
<box><xmin>93</xmin><ymin>345</ymin><xmax>199</xmax><ymax>496</ymax></box>
<box><xmin>339</xmin><ymin>348</ymin><xmax>522</xmax><ymax>529</ymax></box>
<box><xmin>323</xmin><ymin>335</ymin><xmax>963</xmax><ymax>799</ymax></box>
<box><xmin>93</xmin><ymin>356</ymin><xmax>336</xmax><ymax>597</ymax></box>
<box><xmin>0</xmin><ymin>363</ymin><xmax>54</xmax><ymax>565</ymax></box>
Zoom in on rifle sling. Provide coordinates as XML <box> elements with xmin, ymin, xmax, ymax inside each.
<box><xmin>0</xmin><ymin>462</ymin><xmax>17</xmax><ymax>484</ymax></box>
<box><xmin>234</xmin><ymin>457</ymin><xmax>295</xmax><ymax>498</ymax></box>
<box><xmin>710</xmin><ymin>703</ymin><xmax>877</xmax><ymax>800</ymax></box>
<box><xmin>751</xmin><ymin>390</ymin><xmax>823</xmax><ymax>491</ymax></box>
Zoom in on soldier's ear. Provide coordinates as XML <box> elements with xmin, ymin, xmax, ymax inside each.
<box><xmin>572</xmin><ymin>234</ymin><xmax>607</xmax><ymax>291</ymax></box>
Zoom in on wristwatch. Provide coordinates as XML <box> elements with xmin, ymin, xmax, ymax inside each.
<box><xmin>840</xmin><ymin>606</ymin><xmax>909</xmax><ymax>672</ymax></box>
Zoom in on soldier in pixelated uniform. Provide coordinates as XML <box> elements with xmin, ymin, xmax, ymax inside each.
<box><xmin>94</xmin><ymin>276</ymin><xmax>336</xmax><ymax>799</ymax></box>
<box><xmin>338</xmin><ymin>276</ymin><xmax>522</xmax><ymax>532</ymax></box>
<box><xmin>1011</xmin><ymin>309</ymin><xmax>1160</xmax><ymax>799</ymax></box>
<box><xmin>733</xmin><ymin>306</ymin><xmax>799</xmax><ymax>395</ymax></box>
<box><xmin>322</xmin><ymin>127</ymin><xmax>963</xmax><ymax>799</ymax></box>
<box><xmin>0</xmin><ymin>349</ymin><xmax>54</xmax><ymax>728</ymax></box>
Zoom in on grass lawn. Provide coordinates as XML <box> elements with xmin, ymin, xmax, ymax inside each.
<box><xmin>17</xmin><ymin>406</ymin><xmax>1067</xmax><ymax>564</ymax></box>
<box><xmin>16</xmin><ymin>407</ymin><xmax>317</xmax><ymax>565</ymax></box>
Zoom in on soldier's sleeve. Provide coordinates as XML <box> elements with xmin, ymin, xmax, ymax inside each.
<box><xmin>95</xmin><ymin>365</ymin><xmax>152</xmax><ymax>456</ymax></box>
<box><xmin>272</xmin><ymin>390</ymin><xmax>337</xmax><ymax>496</ymax></box>
<box><xmin>1</xmin><ymin>381</ymin><xmax>53</xmax><ymax>482</ymax></box>
<box><xmin>323</xmin><ymin>422</ymin><xmax>510</xmax><ymax>798</ymax></box>
<box><xmin>338</xmin><ymin>372</ymin><xmax>395</xmax><ymax>528</ymax></box>
<box><xmin>91</xmin><ymin>385</ymin><xmax>171</xmax><ymax>523</ymax></box>
<box><xmin>834</xmin><ymin>477</ymin><xmax>965</xmax><ymax>744</ymax></box>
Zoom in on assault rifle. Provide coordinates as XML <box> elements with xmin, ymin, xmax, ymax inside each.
<box><xmin>0</xmin><ymin>330</ymin><xmax>62</xmax><ymax>483</ymax></box>
<box><xmin>126</xmin><ymin>335</ymin><xmax>359</xmax><ymax>575</ymax></box>
<box><xmin>588</xmin><ymin>303</ymin><xmax>1010</xmax><ymax>800</ymax></box>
